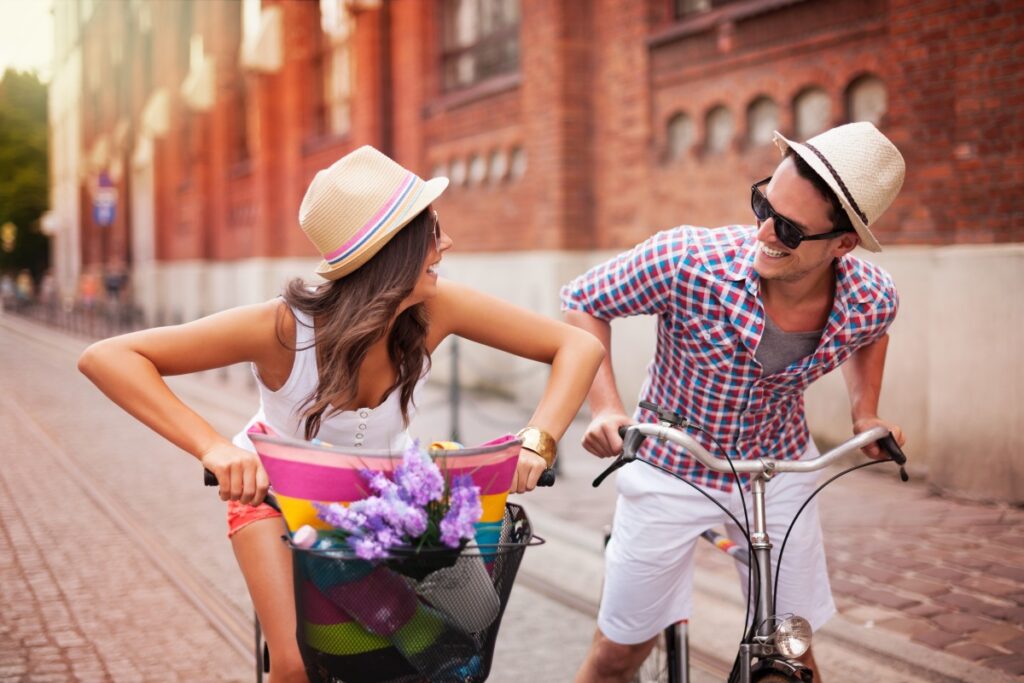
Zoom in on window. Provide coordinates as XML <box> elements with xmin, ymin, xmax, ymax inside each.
<box><xmin>450</xmin><ymin>157</ymin><xmax>467</xmax><ymax>186</ymax></box>
<box><xmin>441</xmin><ymin>0</ymin><xmax>520</xmax><ymax>91</ymax></box>
<box><xmin>793</xmin><ymin>87</ymin><xmax>831</xmax><ymax>139</ymax></box>
<box><xmin>746</xmin><ymin>96</ymin><xmax>778</xmax><ymax>147</ymax></box>
<box><xmin>846</xmin><ymin>75</ymin><xmax>887</xmax><ymax>126</ymax></box>
<box><xmin>705</xmin><ymin>106</ymin><xmax>734</xmax><ymax>153</ymax></box>
<box><xmin>468</xmin><ymin>154</ymin><xmax>487</xmax><ymax>185</ymax></box>
<box><xmin>488</xmin><ymin>149</ymin><xmax>508</xmax><ymax>182</ymax></box>
<box><xmin>508</xmin><ymin>146</ymin><xmax>526</xmax><ymax>180</ymax></box>
<box><xmin>666</xmin><ymin>112</ymin><xmax>694</xmax><ymax>161</ymax></box>
<box><xmin>310</xmin><ymin>0</ymin><xmax>354</xmax><ymax>139</ymax></box>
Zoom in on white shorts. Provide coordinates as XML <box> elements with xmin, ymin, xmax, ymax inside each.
<box><xmin>598</xmin><ymin>442</ymin><xmax>836</xmax><ymax>645</ymax></box>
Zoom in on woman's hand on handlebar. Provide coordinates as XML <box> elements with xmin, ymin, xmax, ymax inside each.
<box><xmin>853</xmin><ymin>416</ymin><xmax>905</xmax><ymax>460</ymax></box>
<box><xmin>200</xmin><ymin>442</ymin><xmax>270</xmax><ymax>506</ymax></box>
<box><xmin>582</xmin><ymin>411</ymin><xmax>635</xmax><ymax>458</ymax></box>
<box><xmin>510</xmin><ymin>448</ymin><xmax>549</xmax><ymax>493</ymax></box>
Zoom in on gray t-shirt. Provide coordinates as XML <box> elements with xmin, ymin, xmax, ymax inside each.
<box><xmin>755</xmin><ymin>315</ymin><xmax>822</xmax><ymax>376</ymax></box>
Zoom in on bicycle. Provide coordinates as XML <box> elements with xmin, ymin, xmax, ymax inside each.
<box><xmin>593</xmin><ymin>401</ymin><xmax>908</xmax><ymax>683</ymax></box>
<box><xmin>204</xmin><ymin>435</ymin><xmax>555</xmax><ymax>683</ymax></box>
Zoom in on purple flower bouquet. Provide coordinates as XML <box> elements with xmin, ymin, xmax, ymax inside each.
<box><xmin>313</xmin><ymin>440</ymin><xmax>483</xmax><ymax>579</ymax></box>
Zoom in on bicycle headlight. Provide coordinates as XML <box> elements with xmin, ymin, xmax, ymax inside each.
<box><xmin>773</xmin><ymin>616</ymin><xmax>812</xmax><ymax>658</ymax></box>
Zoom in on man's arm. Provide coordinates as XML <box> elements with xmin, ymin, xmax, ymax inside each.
<box><xmin>841</xmin><ymin>333</ymin><xmax>905</xmax><ymax>458</ymax></box>
<box><xmin>564</xmin><ymin>310</ymin><xmax>633</xmax><ymax>458</ymax></box>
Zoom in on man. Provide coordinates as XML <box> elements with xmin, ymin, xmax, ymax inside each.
<box><xmin>562</xmin><ymin>122</ymin><xmax>907</xmax><ymax>682</ymax></box>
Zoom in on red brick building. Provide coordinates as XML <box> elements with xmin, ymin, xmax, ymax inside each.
<box><xmin>53</xmin><ymin>0</ymin><xmax>1023</xmax><ymax>281</ymax></box>
<box><xmin>49</xmin><ymin>0</ymin><xmax>1024</xmax><ymax>500</ymax></box>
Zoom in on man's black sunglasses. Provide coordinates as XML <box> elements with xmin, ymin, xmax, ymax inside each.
<box><xmin>750</xmin><ymin>177</ymin><xmax>853</xmax><ymax>250</ymax></box>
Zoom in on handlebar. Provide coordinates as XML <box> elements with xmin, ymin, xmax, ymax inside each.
<box><xmin>204</xmin><ymin>464</ymin><xmax>556</xmax><ymax>496</ymax></box>
<box><xmin>593</xmin><ymin>421</ymin><xmax>908</xmax><ymax>487</ymax></box>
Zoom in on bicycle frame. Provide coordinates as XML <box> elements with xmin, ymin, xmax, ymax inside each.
<box><xmin>610</xmin><ymin>420</ymin><xmax>905</xmax><ymax>683</ymax></box>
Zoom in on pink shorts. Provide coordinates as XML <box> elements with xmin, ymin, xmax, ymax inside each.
<box><xmin>226</xmin><ymin>499</ymin><xmax>284</xmax><ymax>538</ymax></box>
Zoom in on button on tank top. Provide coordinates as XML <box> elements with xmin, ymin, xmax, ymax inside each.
<box><xmin>232</xmin><ymin>303</ymin><xmax>427</xmax><ymax>453</ymax></box>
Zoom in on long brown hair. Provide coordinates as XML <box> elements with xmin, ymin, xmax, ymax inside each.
<box><xmin>282</xmin><ymin>209</ymin><xmax>434</xmax><ymax>439</ymax></box>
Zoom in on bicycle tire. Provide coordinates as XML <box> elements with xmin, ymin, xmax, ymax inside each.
<box><xmin>753</xmin><ymin>674</ymin><xmax>800</xmax><ymax>682</ymax></box>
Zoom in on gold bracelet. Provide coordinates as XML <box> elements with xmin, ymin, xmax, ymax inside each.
<box><xmin>515</xmin><ymin>427</ymin><xmax>558</xmax><ymax>468</ymax></box>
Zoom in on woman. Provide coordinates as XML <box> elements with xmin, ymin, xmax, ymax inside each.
<box><xmin>78</xmin><ymin>146</ymin><xmax>604</xmax><ymax>683</ymax></box>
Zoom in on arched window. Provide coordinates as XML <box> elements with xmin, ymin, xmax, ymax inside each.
<box><xmin>705</xmin><ymin>105</ymin><xmax>734</xmax><ymax>153</ymax></box>
<box><xmin>666</xmin><ymin>112</ymin><xmax>694</xmax><ymax>161</ymax></box>
<box><xmin>449</xmin><ymin>157</ymin><xmax>467</xmax><ymax>186</ymax></box>
<box><xmin>793</xmin><ymin>87</ymin><xmax>831</xmax><ymax>139</ymax></box>
<box><xmin>746</xmin><ymin>96</ymin><xmax>778</xmax><ymax>147</ymax></box>
<box><xmin>488</xmin><ymin>149</ymin><xmax>508</xmax><ymax>182</ymax></box>
<box><xmin>509</xmin><ymin>147</ymin><xmax>527</xmax><ymax>180</ymax></box>
<box><xmin>468</xmin><ymin>154</ymin><xmax>487</xmax><ymax>185</ymax></box>
<box><xmin>846</xmin><ymin>74</ymin><xmax>887</xmax><ymax>126</ymax></box>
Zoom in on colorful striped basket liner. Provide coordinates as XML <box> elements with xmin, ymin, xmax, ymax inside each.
<box><xmin>246</xmin><ymin>422</ymin><xmax>520</xmax><ymax>548</ymax></box>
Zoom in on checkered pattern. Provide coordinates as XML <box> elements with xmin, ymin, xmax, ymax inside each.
<box><xmin>561</xmin><ymin>225</ymin><xmax>899</xmax><ymax>491</ymax></box>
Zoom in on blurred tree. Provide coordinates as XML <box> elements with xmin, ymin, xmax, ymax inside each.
<box><xmin>0</xmin><ymin>69</ymin><xmax>49</xmax><ymax>279</ymax></box>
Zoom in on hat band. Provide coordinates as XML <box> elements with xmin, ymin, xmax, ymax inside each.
<box><xmin>324</xmin><ymin>172</ymin><xmax>417</xmax><ymax>265</ymax></box>
<box><xmin>802</xmin><ymin>142</ymin><xmax>869</xmax><ymax>226</ymax></box>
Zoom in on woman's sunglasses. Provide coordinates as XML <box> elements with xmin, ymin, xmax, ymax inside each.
<box><xmin>750</xmin><ymin>177</ymin><xmax>853</xmax><ymax>250</ymax></box>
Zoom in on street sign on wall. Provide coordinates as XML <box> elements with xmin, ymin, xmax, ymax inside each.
<box><xmin>92</xmin><ymin>171</ymin><xmax>118</xmax><ymax>228</ymax></box>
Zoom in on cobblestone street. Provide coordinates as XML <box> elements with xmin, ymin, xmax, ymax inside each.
<box><xmin>2</xmin><ymin>312</ymin><xmax>1023</xmax><ymax>681</ymax></box>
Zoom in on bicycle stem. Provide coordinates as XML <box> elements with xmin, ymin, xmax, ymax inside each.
<box><xmin>749</xmin><ymin>475</ymin><xmax>775</xmax><ymax>640</ymax></box>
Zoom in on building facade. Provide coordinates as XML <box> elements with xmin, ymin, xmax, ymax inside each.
<box><xmin>48</xmin><ymin>0</ymin><xmax>1024</xmax><ymax>501</ymax></box>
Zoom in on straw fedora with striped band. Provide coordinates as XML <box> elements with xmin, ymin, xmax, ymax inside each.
<box><xmin>299</xmin><ymin>145</ymin><xmax>449</xmax><ymax>279</ymax></box>
<box><xmin>773</xmin><ymin>122</ymin><xmax>905</xmax><ymax>253</ymax></box>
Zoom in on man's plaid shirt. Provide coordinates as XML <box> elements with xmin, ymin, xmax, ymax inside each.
<box><xmin>560</xmin><ymin>225</ymin><xmax>899</xmax><ymax>492</ymax></box>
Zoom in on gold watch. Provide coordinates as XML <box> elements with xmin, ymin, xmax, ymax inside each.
<box><xmin>515</xmin><ymin>427</ymin><xmax>558</xmax><ymax>468</ymax></box>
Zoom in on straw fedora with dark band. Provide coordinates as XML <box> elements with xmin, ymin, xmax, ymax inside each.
<box><xmin>773</xmin><ymin>122</ymin><xmax>905</xmax><ymax>253</ymax></box>
<box><xmin>299</xmin><ymin>145</ymin><xmax>449</xmax><ymax>279</ymax></box>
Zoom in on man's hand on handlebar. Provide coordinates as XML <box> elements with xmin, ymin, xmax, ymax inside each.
<box><xmin>200</xmin><ymin>441</ymin><xmax>270</xmax><ymax>506</ymax></box>
<box><xmin>853</xmin><ymin>416</ymin><xmax>905</xmax><ymax>460</ymax></box>
<box><xmin>582</xmin><ymin>411</ymin><xmax>635</xmax><ymax>458</ymax></box>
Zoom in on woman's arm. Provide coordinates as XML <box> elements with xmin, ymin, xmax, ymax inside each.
<box><xmin>428</xmin><ymin>279</ymin><xmax>605</xmax><ymax>492</ymax></box>
<box><xmin>77</xmin><ymin>300</ymin><xmax>289</xmax><ymax>504</ymax></box>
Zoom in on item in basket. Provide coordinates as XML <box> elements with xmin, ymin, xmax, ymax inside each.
<box><xmin>292</xmin><ymin>524</ymin><xmax>319</xmax><ymax>549</ymax></box>
<box><xmin>417</xmin><ymin>551</ymin><xmax>500</xmax><ymax>633</ymax></box>
<box><xmin>301</xmin><ymin>552</ymin><xmax>481</xmax><ymax>681</ymax></box>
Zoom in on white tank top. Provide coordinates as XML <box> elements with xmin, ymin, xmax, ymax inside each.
<box><xmin>232</xmin><ymin>304</ymin><xmax>427</xmax><ymax>453</ymax></box>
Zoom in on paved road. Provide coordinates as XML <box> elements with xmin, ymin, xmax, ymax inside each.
<box><xmin>2</xmin><ymin>312</ymin><xmax>1023</xmax><ymax>681</ymax></box>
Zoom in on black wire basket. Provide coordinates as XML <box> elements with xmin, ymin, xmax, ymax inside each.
<box><xmin>290</xmin><ymin>502</ymin><xmax>539</xmax><ymax>683</ymax></box>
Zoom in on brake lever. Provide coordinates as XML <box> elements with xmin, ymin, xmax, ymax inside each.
<box><xmin>592</xmin><ymin>425</ymin><xmax>645</xmax><ymax>488</ymax></box>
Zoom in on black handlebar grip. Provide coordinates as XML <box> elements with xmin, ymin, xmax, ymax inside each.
<box><xmin>538</xmin><ymin>469</ymin><xmax>556</xmax><ymax>487</ymax></box>
<box><xmin>877</xmin><ymin>434</ymin><xmax>909</xmax><ymax>482</ymax></box>
<box><xmin>204</xmin><ymin>468</ymin><xmax>218</xmax><ymax>486</ymax></box>
<box><xmin>617</xmin><ymin>426</ymin><xmax>628</xmax><ymax>438</ymax></box>
<box><xmin>877</xmin><ymin>434</ymin><xmax>906</xmax><ymax>465</ymax></box>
